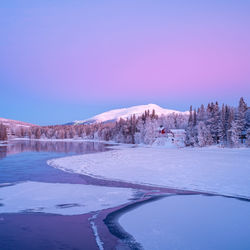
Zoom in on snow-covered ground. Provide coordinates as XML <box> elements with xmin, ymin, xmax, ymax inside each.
<box><xmin>48</xmin><ymin>146</ymin><xmax>250</xmax><ymax>198</ymax></box>
<box><xmin>0</xmin><ymin>181</ymin><xmax>135</xmax><ymax>215</ymax></box>
<box><xmin>119</xmin><ymin>194</ymin><xmax>250</xmax><ymax>250</ymax></box>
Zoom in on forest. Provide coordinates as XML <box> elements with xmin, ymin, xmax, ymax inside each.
<box><xmin>1</xmin><ymin>98</ymin><xmax>250</xmax><ymax>147</ymax></box>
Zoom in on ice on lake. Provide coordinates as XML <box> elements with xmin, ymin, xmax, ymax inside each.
<box><xmin>119</xmin><ymin>194</ymin><xmax>250</xmax><ymax>250</ymax></box>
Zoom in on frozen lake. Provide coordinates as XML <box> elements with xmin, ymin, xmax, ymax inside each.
<box><xmin>0</xmin><ymin>140</ymin><xmax>250</xmax><ymax>250</ymax></box>
<box><xmin>119</xmin><ymin>194</ymin><xmax>250</xmax><ymax>250</ymax></box>
<box><xmin>0</xmin><ymin>140</ymin><xmax>122</xmax><ymax>250</ymax></box>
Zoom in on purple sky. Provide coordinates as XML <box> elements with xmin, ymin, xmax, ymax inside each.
<box><xmin>0</xmin><ymin>1</ymin><xmax>250</xmax><ymax>125</ymax></box>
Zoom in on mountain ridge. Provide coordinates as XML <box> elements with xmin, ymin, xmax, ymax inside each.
<box><xmin>0</xmin><ymin>117</ymin><xmax>36</xmax><ymax>128</ymax></box>
<box><xmin>70</xmin><ymin>104</ymin><xmax>189</xmax><ymax>125</ymax></box>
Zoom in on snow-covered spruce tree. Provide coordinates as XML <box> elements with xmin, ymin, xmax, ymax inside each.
<box><xmin>129</xmin><ymin>114</ymin><xmax>137</xmax><ymax>144</ymax></box>
<box><xmin>228</xmin><ymin>120</ymin><xmax>241</xmax><ymax>147</ymax></box>
<box><xmin>226</xmin><ymin>107</ymin><xmax>234</xmax><ymax>145</ymax></box>
<box><xmin>150</xmin><ymin>109</ymin><xmax>158</xmax><ymax>120</ymax></box>
<box><xmin>123</xmin><ymin>119</ymin><xmax>132</xmax><ymax>143</ymax></box>
<box><xmin>190</xmin><ymin>109</ymin><xmax>198</xmax><ymax>145</ymax></box>
<box><xmin>197</xmin><ymin>121</ymin><xmax>213</xmax><ymax>147</ymax></box>
<box><xmin>237</xmin><ymin>97</ymin><xmax>248</xmax><ymax>138</ymax></box>
<box><xmin>218</xmin><ymin>104</ymin><xmax>227</xmax><ymax>145</ymax></box>
<box><xmin>197</xmin><ymin>104</ymin><xmax>206</xmax><ymax>122</ymax></box>
<box><xmin>224</xmin><ymin>105</ymin><xmax>231</xmax><ymax>144</ymax></box>
<box><xmin>226</xmin><ymin>97</ymin><xmax>248</xmax><ymax>146</ymax></box>
<box><xmin>135</xmin><ymin>117</ymin><xmax>145</xmax><ymax>144</ymax></box>
<box><xmin>185</xmin><ymin>105</ymin><xmax>195</xmax><ymax>146</ymax></box>
<box><xmin>209</xmin><ymin>102</ymin><xmax>221</xmax><ymax>144</ymax></box>
<box><xmin>144</xmin><ymin>117</ymin><xmax>158</xmax><ymax>145</ymax></box>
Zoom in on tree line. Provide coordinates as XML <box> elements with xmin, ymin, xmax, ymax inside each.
<box><xmin>185</xmin><ymin>97</ymin><xmax>250</xmax><ymax>147</ymax></box>
<box><xmin>1</xmin><ymin>97</ymin><xmax>249</xmax><ymax>147</ymax></box>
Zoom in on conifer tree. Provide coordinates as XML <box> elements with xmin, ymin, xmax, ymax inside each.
<box><xmin>185</xmin><ymin>105</ymin><xmax>194</xmax><ymax>146</ymax></box>
<box><xmin>228</xmin><ymin>120</ymin><xmax>241</xmax><ymax>147</ymax></box>
<box><xmin>218</xmin><ymin>104</ymin><xmax>226</xmax><ymax>144</ymax></box>
<box><xmin>197</xmin><ymin>121</ymin><xmax>213</xmax><ymax>147</ymax></box>
<box><xmin>226</xmin><ymin>107</ymin><xmax>234</xmax><ymax>144</ymax></box>
<box><xmin>237</xmin><ymin>97</ymin><xmax>248</xmax><ymax>134</ymax></box>
<box><xmin>144</xmin><ymin>117</ymin><xmax>157</xmax><ymax>145</ymax></box>
<box><xmin>190</xmin><ymin>109</ymin><xmax>198</xmax><ymax>145</ymax></box>
<box><xmin>210</xmin><ymin>102</ymin><xmax>220</xmax><ymax>143</ymax></box>
<box><xmin>197</xmin><ymin>104</ymin><xmax>206</xmax><ymax>122</ymax></box>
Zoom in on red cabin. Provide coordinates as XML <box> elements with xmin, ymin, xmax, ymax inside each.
<box><xmin>158</xmin><ymin>125</ymin><xmax>166</xmax><ymax>134</ymax></box>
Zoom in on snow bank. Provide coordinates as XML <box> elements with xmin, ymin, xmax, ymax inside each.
<box><xmin>0</xmin><ymin>181</ymin><xmax>135</xmax><ymax>215</ymax></box>
<box><xmin>152</xmin><ymin>137</ymin><xmax>177</xmax><ymax>148</ymax></box>
<box><xmin>48</xmin><ymin>147</ymin><xmax>250</xmax><ymax>198</ymax></box>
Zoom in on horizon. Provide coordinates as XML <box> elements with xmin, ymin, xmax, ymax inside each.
<box><xmin>1</xmin><ymin>1</ymin><xmax>250</xmax><ymax>125</ymax></box>
<box><xmin>1</xmin><ymin>98</ymin><xmax>248</xmax><ymax>126</ymax></box>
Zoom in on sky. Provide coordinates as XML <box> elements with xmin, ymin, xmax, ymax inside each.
<box><xmin>0</xmin><ymin>0</ymin><xmax>250</xmax><ymax>125</ymax></box>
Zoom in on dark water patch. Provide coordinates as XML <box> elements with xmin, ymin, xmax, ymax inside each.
<box><xmin>56</xmin><ymin>203</ymin><xmax>84</xmax><ymax>209</ymax></box>
<box><xmin>0</xmin><ymin>213</ymin><xmax>98</xmax><ymax>250</ymax></box>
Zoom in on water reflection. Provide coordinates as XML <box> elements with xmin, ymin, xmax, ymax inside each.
<box><xmin>0</xmin><ymin>140</ymin><xmax>107</xmax><ymax>160</ymax></box>
<box><xmin>0</xmin><ymin>146</ymin><xmax>7</xmax><ymax>159</ymax></box>
<box><xmin>0</xmin><ymin>140</ymin><xmax>110</xmax><ymax>184</ymax></box>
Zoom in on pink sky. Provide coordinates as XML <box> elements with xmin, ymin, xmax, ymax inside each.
<box><xmin>0</xmin><ymin>1</ymin><xmax>249</xmax><ymax>124</ymax></box>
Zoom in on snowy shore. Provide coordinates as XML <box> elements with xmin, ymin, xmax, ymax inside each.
<box><xmin>47</xmin><ymin>146</ymin><xmax>250</xmax><ymax>199</ymax></box>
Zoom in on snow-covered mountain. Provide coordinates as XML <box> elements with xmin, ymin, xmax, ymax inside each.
<box><xmin>0</xmin><ymin>117</ymin><xmax>35</xmax><ymax>128</ymax></box>
<box><xmin>70</xmin><ymin>104</ymin><xmax>188</xmax><ymax>125</ymax></box>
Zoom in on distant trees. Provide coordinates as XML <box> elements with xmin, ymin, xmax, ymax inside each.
<box><xmin>185</xmin><ymin>97</ymin><xmax>249</xmax><ymax>147</ymax></box>
<box><xmin>3</xmin><ymin>98</ymin><xmax>249</xmax><ymax>148</ymax></box>
<box><xmin>0</xmin><ymin>123</ymin><xmax>8</xmax><ymax>141</ymax></box>
<box><xmin>0</xmin><ymin>109</ymin><xmax>185</xmax><ymax>145</ymax></box>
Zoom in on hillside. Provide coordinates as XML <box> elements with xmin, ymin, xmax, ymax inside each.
<box><xmin>71</xmin><ymin>104</ymin><xmax>188</xmax><ymax>125</ymax></box>
<box><xmin>0</xmin><ymin>118</ymin><xmax>35</xmax><ymax>128</ymax></box>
